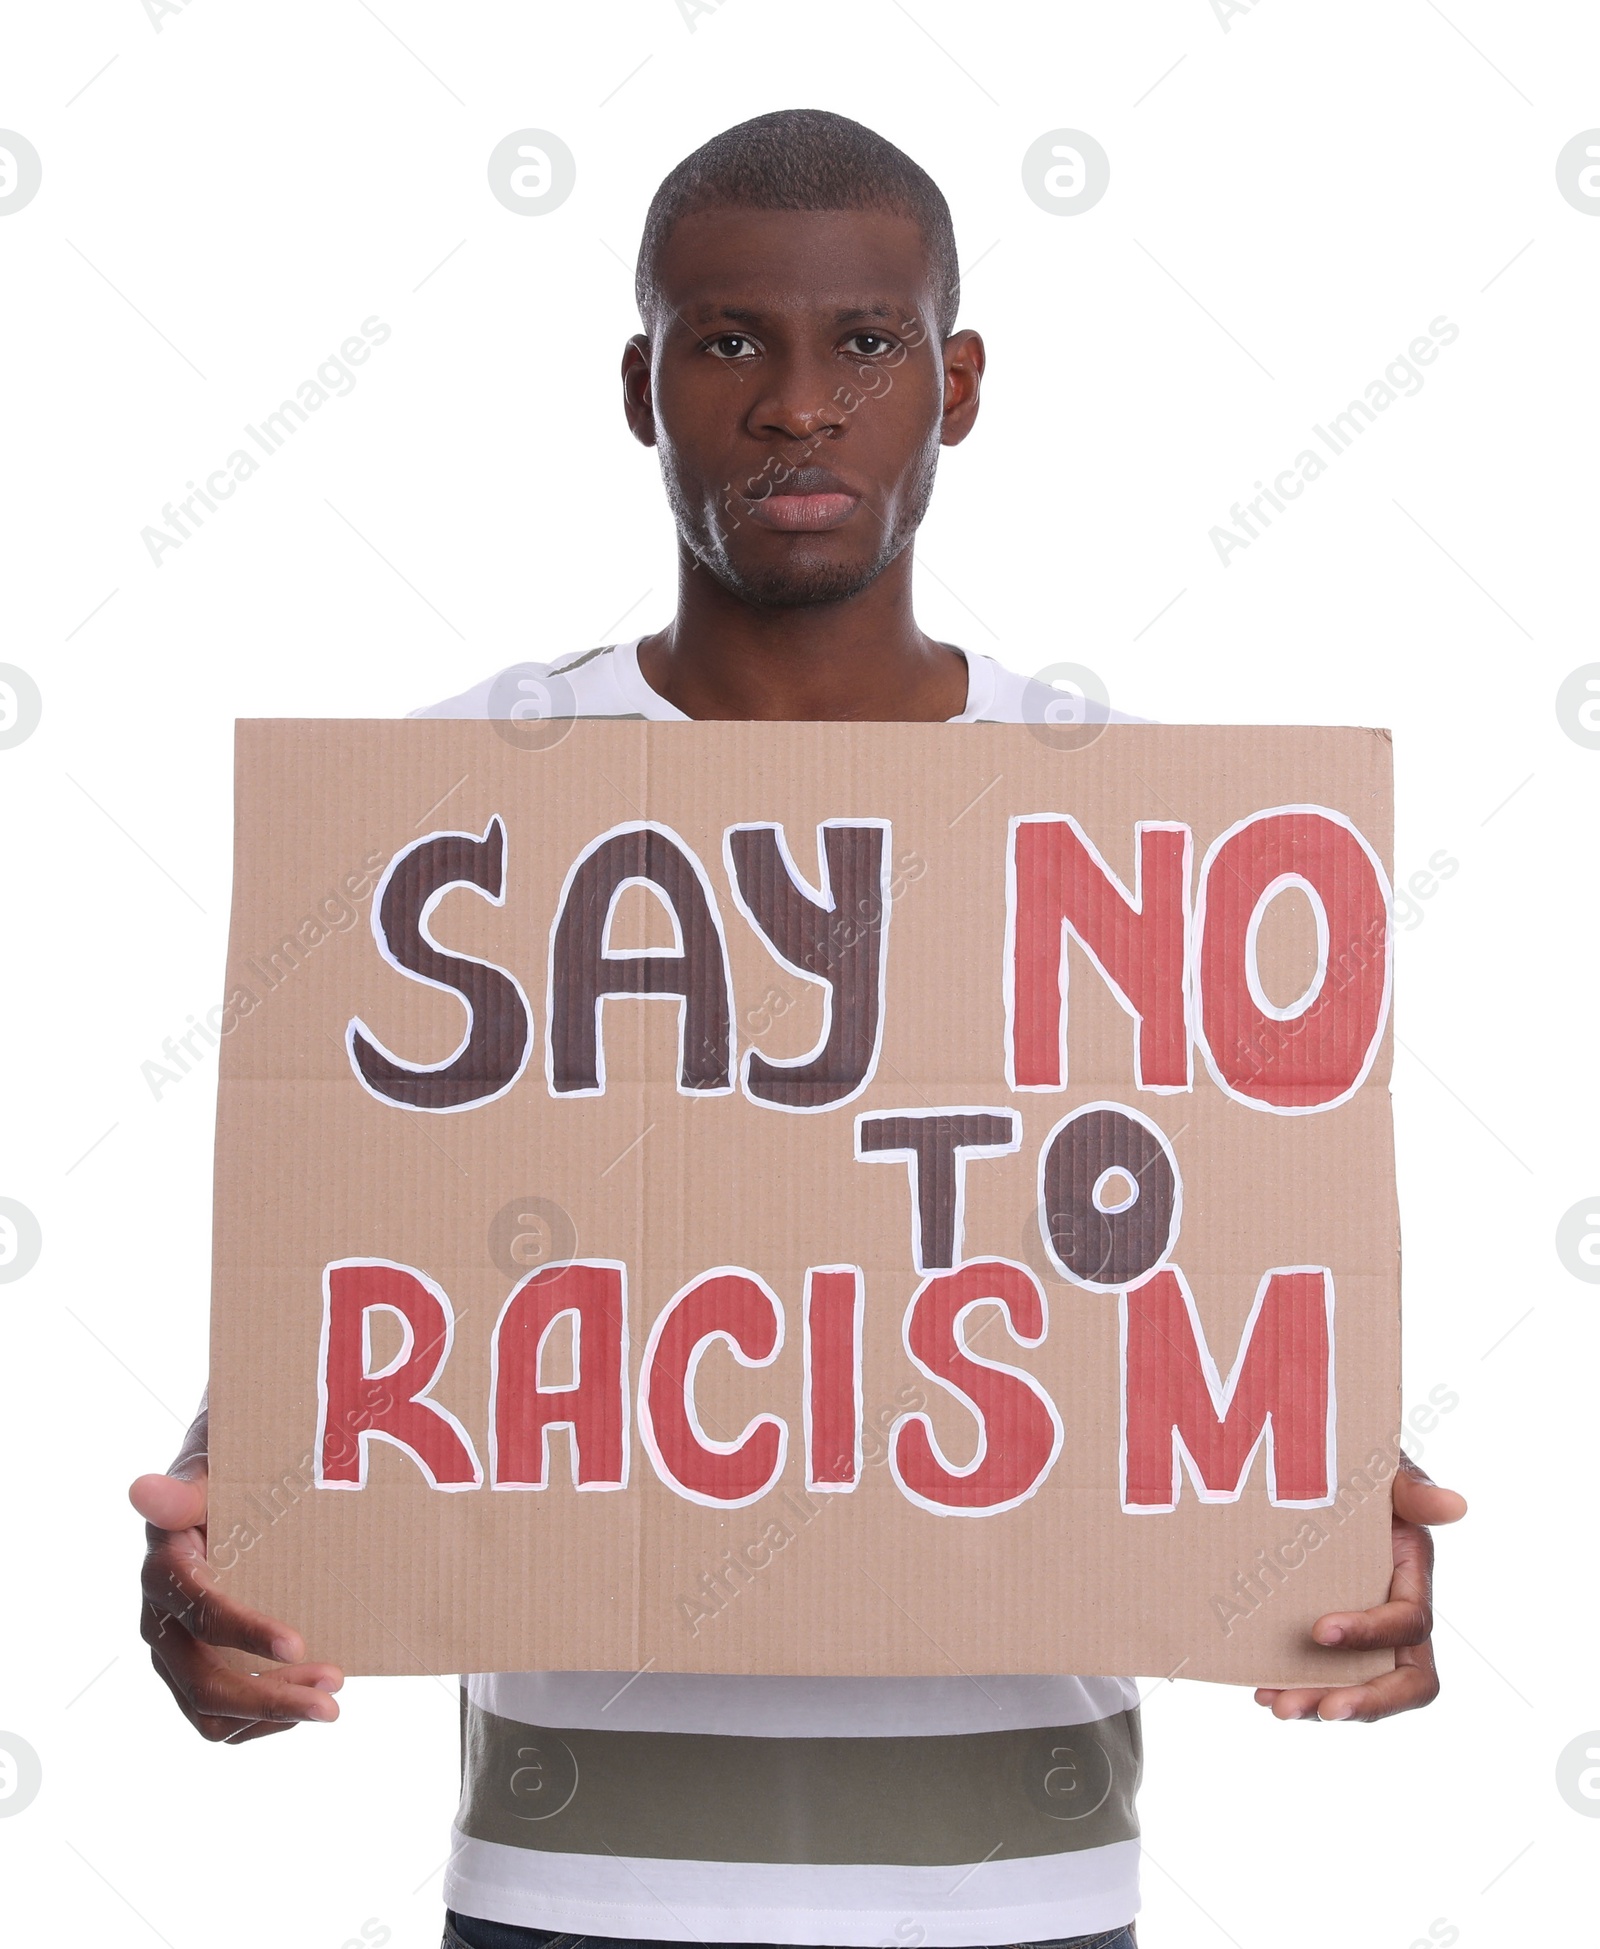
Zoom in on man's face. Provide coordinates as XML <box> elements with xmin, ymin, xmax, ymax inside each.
<box><xmin>627</xmin><ymin>206</ymin><xmax>981</xmax><ymax>609</ymax></box>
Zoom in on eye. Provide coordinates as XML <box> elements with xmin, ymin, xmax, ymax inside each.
<box><xmin>704</xmin><ymin>333</ymin><xmax>759</xmax><ymax>360</ymax></box>
<box><xmin>842</xmin><ymin>331</ymin><xmax>898</xmax><ymax>358</ymax></box>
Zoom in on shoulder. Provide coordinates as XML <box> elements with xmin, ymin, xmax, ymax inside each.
<box><xmin>961</xmin><ymin>652</ymin><xmax>1151</xmax><ymax>727</ymax></box>
<box><xmin>409</xmin><ymin>644</ymin><xmax>634</xmax><ymax>720</ymax></box>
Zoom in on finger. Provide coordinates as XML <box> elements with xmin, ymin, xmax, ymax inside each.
<box><xmin>147</xmin><ymin>1637</ymin><xmax>331</xmax><ymax>1746</ymax></box>
<box><xmin>1387</xmin><ymin>1513</ymin><xmax>1436</xmax><ymax>1604</ymax></box>
<box><xmin>1258</xmin><ymin>1642</ymin><xmax>1440</xmax><ymax>1722</ymax></box>
<box><xmin>263</xmin><ymin>1661</ymin><xmax>346</xmax><ymax>1693</ymax></box>
<box><xmin>142</xmin><ymin>1544</ymin><xmax>307</xmax><ymax>1663</ymax></box>
<box><xmin>156</xmin><ymin>1672</ymin><xmax>284</xmax><ymax>1746</ymax></box>
<box><xmin>1313</xmin><ymin>1515</ymin><xmax>1435</xmax><ymax>1648</ymax></box>
<box><xmin>1255</xmin><ymin>1685</ymin><xmax>1332</xmax><ymax>1720</ymax></box>
<box><xmin>145</xmin><ymin>1641</ymin><xmax>279</xmax><ymax>1745</ymax></box>
<box><xmin>1314</xmin><ymin>1655</ymin><xmax>1440</xmax><ymax>1722</ymax></box>
<box><xmin>145</xmin><ymin>1621</ymin><xmax>341</xmax><ymax>1731</ymax></box>
<box><xmin>142</xmin><ymin>1590</ymin><xmax>335</xmax><ymax>1699</ymax></box>
<box><xmin>130</xmin><ymin>1467</ymin><xmax>209</xmax><ymax>1533</ymax></box>
<box><xmin>164</xmin><ymin>1685</ymin><xmax>291</xmax><ymax>1747</ymax></box>
<box><xmin>1312</xmin><ymin>1598</ymin><xmax>1430</xmax><ymax>1650</ymax></box>
<box><xmin>1393</xmin><ymin>1455</ymin><xmax>1467</xmax><ymax>1525</ymax></box>
<box><xmin>191</xmin><ymin>1676</ymin><xmax>342</xmax><ymax>1746</ymax></box>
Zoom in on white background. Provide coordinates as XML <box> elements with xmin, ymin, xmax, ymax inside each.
<box><xmin>2</xmin><ymin>2</ymin><xmax>1597</xmax><ymax>1944</ymax></box>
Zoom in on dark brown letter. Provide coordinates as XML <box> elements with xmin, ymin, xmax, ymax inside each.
<box><xmin>347</xmin><ymin>817</ymin><xmax>531</xmax><ymax>1112</ymax></box>
<box><xmin>727</xmin><ymin>821</ymin><xmax>889</xmax><ymax>1111</ymax></box>
<box><xmin>547</xmin><ymin>823</ymin><xmax>732</xmax><ymax>1094</ymax></box>
<box><xmin>856</xmin><ymin>1110</ymin><xmax>1019</xmax><ymax>1272</ymax></box>
<box><xmin>1037</xmin><ymin>1102</ymin><xmax>1180</xmax><ymax>1291</ymax></box>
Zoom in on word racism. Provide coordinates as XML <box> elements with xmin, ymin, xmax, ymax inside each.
<box><xmin>314</xmin><ymin>804</ymin><xmax>1391</xmax><ymax>1525</ymax></box>
<box><xmin>1209</xmin><ymin>316</ymin><xmax>1459</xmax><ymax>567</ymax></box>
<box><xmin>141</xmin><ymin>317</ymin><xmax>392</xmax><ymax>568</ymax></box>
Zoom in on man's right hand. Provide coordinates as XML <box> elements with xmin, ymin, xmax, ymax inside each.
<box><xmin>131</xmin><ymin>1402</ymin><xmax>344</xmax><ymax>1742</ymax></box>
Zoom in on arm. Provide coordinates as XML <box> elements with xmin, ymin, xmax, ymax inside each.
<box><xmin>131</xmin><ymin>1394</ymin><xmax>345</xmax><ymax>1742</ymax></box>
<box><xmin>1255</xmin><ymin>1454</ymin><xmax>1467</xmax><ymax>1723</ymax></box>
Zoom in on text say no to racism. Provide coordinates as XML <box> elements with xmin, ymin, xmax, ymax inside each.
<box><xmin>315</xmin><ymin>807</ymin><xmax>1390</xmax><ymax>1522</ymax></box>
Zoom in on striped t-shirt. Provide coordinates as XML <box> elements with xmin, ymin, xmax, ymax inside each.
<box><xmin>413</xmin><ymin>638</ymin><xmax>1143</xmax><ymax>1946</ymax></box>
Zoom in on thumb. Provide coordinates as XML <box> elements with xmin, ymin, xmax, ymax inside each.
<box><xmin>130</xmin><ymin>1467</ymin><xmax>208</xmax><ymax>1532</ymax></box>
<box><xmin>1394</xmin><ymin>1453</ymin><xmax>1467</xmax><ymax>1526</ymax></box>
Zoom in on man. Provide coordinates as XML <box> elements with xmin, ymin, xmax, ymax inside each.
<box><xmin>132</xmin><ymin>109</ymin><xmax>1467</xmax><ymax>1949</ymax></box>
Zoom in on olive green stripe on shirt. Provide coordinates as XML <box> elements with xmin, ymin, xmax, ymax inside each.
<box><xmin>548</xmin><ymin>644</ymin><xmax>612</xmax><ymax>677</ymax></box>
<box><xmin>457</xmin><ymin>1705</ymin><xmax>1142</xmax><ymax>1865</ymax></box>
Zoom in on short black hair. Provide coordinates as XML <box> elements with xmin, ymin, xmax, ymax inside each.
<box><xmin>635</xmin><ymin>108</ymin><xmax>960</xmax><ymax>339</ymax></box>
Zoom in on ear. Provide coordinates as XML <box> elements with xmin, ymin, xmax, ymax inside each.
<box><xmin>623</xmin><ymin>334</ymin><xmax>657</xmax><ymax>448</ymax></box>
<box><xmin>939</xmin><ymin>329</ymin><xmax>985</xmax><ymax>448</ymax></box>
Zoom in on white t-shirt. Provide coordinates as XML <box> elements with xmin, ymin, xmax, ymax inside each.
<box><xmin>414</xmin><ymin>638</ymin><xmax>1142</xmax><ymax>1947</ymax></box>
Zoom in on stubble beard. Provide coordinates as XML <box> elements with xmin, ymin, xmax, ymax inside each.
<box><xmin>661</xmin><ymin>440</ymin><xmax>941</xmax><ymax>610</ymax></box>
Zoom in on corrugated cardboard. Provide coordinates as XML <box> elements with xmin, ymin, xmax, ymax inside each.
<box><xmin>208</xmin><ymin>721</ymin><xmax>1400</xmax><ymax>1687</ymax></box>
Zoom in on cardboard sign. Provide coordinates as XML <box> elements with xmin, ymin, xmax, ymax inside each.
<box><xmin>208</xmin><ymin>720</ymin><xmax>1401</xmax><ymax>1687</ymax></box>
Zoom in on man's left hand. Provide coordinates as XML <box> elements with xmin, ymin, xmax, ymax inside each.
<box><xmin>1254</xmin><ymin>1454</ymin><xmax>1467</xmax><ymax>1723</ymax></box>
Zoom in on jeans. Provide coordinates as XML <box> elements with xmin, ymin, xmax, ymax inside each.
<box><xmin>443</xmin><ymin>1922</ymin><xmax>1136</xmax><ymax>1949</ymax></box>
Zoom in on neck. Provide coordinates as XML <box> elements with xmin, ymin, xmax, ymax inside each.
<box><xmin>635</xmin><ymin>541</ymin><xmax>969</xmax><ymax>722</ymax></box>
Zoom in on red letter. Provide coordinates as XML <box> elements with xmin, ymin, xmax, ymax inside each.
<box><xmin>1196</xmin><ymin>807</ymin><xmax>1390</xmax><ymax>1112</ymax></box>
<box><xmin>1007</xmin><ymin>816</ymin><xmax>1191</xmax><ymax>1093</ymax></box>
<box><xmin>891</xmin><ymin>1259</ymin><xmax>1062</xmax><ymax>1515</ymax></box>
<box><xmin>804</xmin><ymin>1266</ymin><xmax>863</xmax><ymax>1490</ymax></box>
<box><xmin>1121</xmin><ymin>1266</ymin><xmax>1333</xmax><ymax>1510</ymax></box>
<box><xmin>490</xmin><ymin>1262</ymin><xmax>629</xmax><ymax>1488</ymax></box>
<box><xmin>316</xmin><ymin>1260</ymin><xmax>481</xmax><ymax>1489</ymax></box>
<box><xmin>639</xmin><ymin>1269</ymin><xmax>787</xmax><ymax>1506</ymax></box>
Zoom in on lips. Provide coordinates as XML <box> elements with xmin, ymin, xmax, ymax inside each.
<box><xmin>735</xmin><ymin>464</ymin><xmax>863</xmax><ymax>534</ymax></box>
<box><xmin>743</xmin><ymin>492</ymin><xmax>859</xmax><ymax>531</ymax></box>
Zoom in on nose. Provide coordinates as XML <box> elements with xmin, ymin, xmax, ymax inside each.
<box><xmin>745</xmin><ymin>350</ymin><xmax>848</xmax><ymax>444</ymax></box>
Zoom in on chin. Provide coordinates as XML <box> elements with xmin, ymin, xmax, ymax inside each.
<box><xmin>720</xmin><ymin>558</ymin><xmax>884</xmax><ymax>608</ymax></box>
<box><xmin>699</xmin><ymin>530</ymin><xmax>913</xmax><ymax>610</ymax></box>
